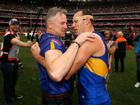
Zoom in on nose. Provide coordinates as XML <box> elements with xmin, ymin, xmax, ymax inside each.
<box><xmin>72</xmin><ymin>23</ymin><xmax>75</xmax><ymax>28</ymax></box>
<box><xmin>64</xmin><ymin>23</ymin><xmax>67</xmax><ymax>29</ymax></box>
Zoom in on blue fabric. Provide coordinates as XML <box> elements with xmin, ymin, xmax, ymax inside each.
<box><xmin>136</xmin><ymin>53</ymin><xmax>140</xmax><ymax>82</ymax></box>
<box><xmin>93</xmin><ymin>32</ymin><xmax>109</xmax><ymax>67</ymax></box>
<box><xmin>38</xmin><ymin>33</ymin><xmax>72</xmax><ymax>95</ymax></box>
<box><xmin>78</xmin><ymin>32</ymin><xmax>110</xmax><ymax>105</ymax></box>
<box><xmin>78</xmin><ymin>68</ymin><xmax>110</xmax><ymax>105</ymax></box>
<box><xmin>135</xmin><ymin>37</ymin><xmax>140</xmax><ymax>54</ymax></box>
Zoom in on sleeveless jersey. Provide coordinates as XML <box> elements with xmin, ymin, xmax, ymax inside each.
<box><xmin>78</xmin><ymin>32</ymin><xmax>110</xmax><ymax>105</ymax></box>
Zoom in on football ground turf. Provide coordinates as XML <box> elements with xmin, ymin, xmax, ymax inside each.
<box><xmin>0</xmin><ymin>36</ymin><xmax>140</xmax><ymax>105</ymax></box>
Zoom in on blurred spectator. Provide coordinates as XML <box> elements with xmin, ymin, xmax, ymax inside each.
<box><xmin>103</xmin><ymin>28</ymin><xmax>116</xmax><ymax>70</ymax></box>
<box><xmin>114</xmin><ymin>31</ymin><xmax>127</xmax><ymax>72</ymax></box>
<box><xmin>134</xmin><ymin>34</ymin><xmax>140</xmax><ymax>88</ymax></box>
<box><xmin>126</xmin><ymin>26</ymin><xmax>136</xmax><ymax>49</ymax></box>
<box><xmin>0</xmin><ymin>18</ymin><xmax>33</xmax><ymax>105</ymax></box>
<box><xmin>101</xmin><ymin>28</ymin><xmax>117</xmax><ymax>87</ymax></box>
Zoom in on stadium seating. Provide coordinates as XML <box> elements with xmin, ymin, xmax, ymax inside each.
<box><xmin>0</xmin><ymin>1</ymin><xmax>140</xmax><ymax>33</ymax></box>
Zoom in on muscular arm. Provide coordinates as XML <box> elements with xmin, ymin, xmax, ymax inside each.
<box><xmin>65</xmin><ymin>36</ymin><xmax>103</xmax><ymax>80</ymax></box>
<box><xmin>45</xmin><ymin>43</ymin><xmax>79</xmax><ymax>82</ymax></box>
<box><xmin>31</xmin><ymin>42</ymin><xmax>79</xmax><ymax>82</ymax></box>
<box><xmin>31</xmin><ymin>32</ymin><xmax>95</xmax><ymax>82</ymax></box>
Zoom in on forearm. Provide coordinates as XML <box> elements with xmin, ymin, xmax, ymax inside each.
<box><xmin>65</xmin><ymin>59</ymin><xmax>83</xmax><ymax>80</ymax></box>
<box><xmin>11</xmin><ymin>39</ymin><xmax>31</xmax><ymax>47</ymax></box>
<box><xmin>65</xmin><ymin>41</ymin><xmax>97</xmax><ymax>80</ymax></box>
<box><xmin>17</xmin><ymin>41</ymin><xmax>30</xmax><ymax>47</ymax></box>
<box><xmin>109</xmin><ymin>55</ymin><xmax>112</xmax><ymax>64</ymax></box>
<box><xmin>109</xmin><ymin>46</ymin><xmax>116</xmax><ymax>54</ymax></box>
<box><xmin>48</xmin><ymin>43</ymin><xmax>79</xmax><ymax>82</ymax></box>
<box><xmin>46</xmin><ymin>32</ymin><xmax>96</xmax><ymax>81</ymax></box>
<box><xmin>34</xmin><ymin>54</ymin><xmax>46</xmax><ymax>68</ymax></box>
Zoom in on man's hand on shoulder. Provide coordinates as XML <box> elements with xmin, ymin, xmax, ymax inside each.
<box><xmin>74</xmin><ymin>32</ymin><xmax>96</xmax><ymax>46</ymax></box>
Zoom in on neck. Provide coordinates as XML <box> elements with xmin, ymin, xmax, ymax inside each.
<box><xmin>47</xmin><ymin>29</ymin><xmax>58</xmax><ymax>36</ymax></box>
<box><xmin>10</xmin><ymin>29</ymin><xmax>17</xmax><ymax>34</ymax></box>
<box><xmin>83</xmin><ymin>26</ymin><xmax>94</xmax><ymax>33</ymax></box>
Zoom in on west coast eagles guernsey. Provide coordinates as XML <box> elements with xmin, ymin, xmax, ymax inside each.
<box><xmin>38</xmin><ymin>32</ymin><xmax>72</xmax><ymax>95</ymax></box>
<box><xmin>78</xmin><ymin>32</ymin><xmax>110</xmax><ymax>105</ymax></box>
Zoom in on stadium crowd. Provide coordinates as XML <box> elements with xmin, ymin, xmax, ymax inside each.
<box><xmin>0</xmin><ymin>1</ymin><xmax>140</xmax><ymax>105</ymax></box>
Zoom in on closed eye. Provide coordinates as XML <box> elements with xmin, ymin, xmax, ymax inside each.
<box><xmin>73</xmin><ymin>20</ymin><xmax>78</xmax><ymax>23</ymax></box>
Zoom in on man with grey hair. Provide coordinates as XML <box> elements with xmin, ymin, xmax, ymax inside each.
<box><xmin>31</xmin><ymin>7</ymin><xmax>94</xmax><ymax>105</ymax></box>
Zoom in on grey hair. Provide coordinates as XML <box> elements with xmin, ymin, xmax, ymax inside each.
<box><xmin>46</xmin><ymin>7</ymin><xmax>67</xmax><ymax>22</ymax></box>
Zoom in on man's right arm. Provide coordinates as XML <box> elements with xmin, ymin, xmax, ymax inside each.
<box><xmin>44</xmin><ymin>42</ymin><xmax>79</xmax><ymax>82</ymax></box>
<box><xmin>31</xmin><ymin>41</ymin><xmax>79</xmax><ymax>82</ymax></box>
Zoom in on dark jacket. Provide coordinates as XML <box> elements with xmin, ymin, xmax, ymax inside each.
<box><xmin>114</xmin><ymin>36</ymin><xmax>127</xmax><ymax>58</ymax></box>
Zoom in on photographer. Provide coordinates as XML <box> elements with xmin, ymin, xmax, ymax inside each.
<box><xmin>0</xmin><ymin>18</ymin><xmax>33</xmax><ymax>105</ymax></box>
<box><xmin>63</xmin><ymin>30</ymin><xmax>74</xmax><ymax>48</ymax></box>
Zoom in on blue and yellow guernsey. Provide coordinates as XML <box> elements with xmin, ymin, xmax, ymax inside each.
<box><xmin>78</xmin><ymin>33</ymin><xmax>110</xmax><ymax>105</ymax></box>
<box><xmin>38</xmin><ymin>33</ymin><xmax>72</xmax><ymax>95</ymax></box>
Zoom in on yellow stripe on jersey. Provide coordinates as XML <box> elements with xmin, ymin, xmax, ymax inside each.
<box><xmin>50</xmin><ymin>42</ymin><xmax>55</xmax><ymax>50</ymax></box>
<box><xmin>84</xmin><ymin>58</ymin><xmax>108</xmax><ymax>77</ymax></box>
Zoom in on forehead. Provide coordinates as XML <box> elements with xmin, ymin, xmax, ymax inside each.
<box><xmin>10</xmin><ymin>24</ymin><xmax>19</xmax><ymax>27</ymax></box>
<box><xmin>54</xmin><ymin>13</ymin><xmax>67</xmax><ymax>22</ymax></box>
<box><xmin>105</xmin><ymin>30</ymin><xmax>110</xmax><ymax>32</ymax></box>
<box><xmin>56</xmin><ymin>12</ymin><xmax>66</xmax><ymax>19</ymax></box>
<box><xmin>73</xmin><ymin>11</ymin><xmax>83</xmax><ymax>20</ymax></box>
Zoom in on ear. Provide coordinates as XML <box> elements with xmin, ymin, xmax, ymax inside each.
<box><xmin>84</xmin><ymin>17</ymin><xmax>90</xmax><ymax>25</ymax></box>
<box><xmin>47</xmin><ymin>21</ymin><xmax>53</xmax><ymax>29</ymax></box>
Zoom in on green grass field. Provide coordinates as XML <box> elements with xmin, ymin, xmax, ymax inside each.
<box><xmin>0</xmin><ymin>35</ymin><xmax>140</xmax><ymax>105</ymax></box>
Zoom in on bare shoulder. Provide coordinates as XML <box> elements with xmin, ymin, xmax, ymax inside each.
<box><xmin>79</xmin><ymin>33</ymin><xmax>105</xmax><ymax>56</ymax></box>
<box><xmin>84</xmin><ymin>33</ymin><xmax>102</xmax><ymax>46</ymax></box>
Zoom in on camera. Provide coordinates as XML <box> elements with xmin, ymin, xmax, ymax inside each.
<box><xmin>62</xmin><ymin>30</ymin><xmax>74</xmax><ymax>48</ymax></box>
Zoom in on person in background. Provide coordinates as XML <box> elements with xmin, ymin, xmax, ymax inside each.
<box><xmin>0</xmin><ymin>18</ymin><xmax>33</xmax><ymax>105</ymax></box>
<box><xmin>134</xmin><ymin>33</ymin><xmax>140</xmax><ymax>88</ymax></box>
<box><xmin>103</xmin><ymin>28</ymin><xmax>116</xmax><ymax>71</ymax></box>
<box><xmin>103</xmin><ymin>28</ymin><xmax>116</xmax><ymax>87</ymax></box>
<box><xmin>128</xmin><ymin>26</ymin><xmax>136</xmax><ymax>47</ymax></box>
<box><xmin>114</xmin><ymin>31</ymin><xmax>127</xmax><ymax>72</ymax></box>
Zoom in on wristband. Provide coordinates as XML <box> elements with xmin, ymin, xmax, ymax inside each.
<box><xmin>72</xmin><ymin>41</ymin><xmax>80</xmax><ymax>48</ymax></box>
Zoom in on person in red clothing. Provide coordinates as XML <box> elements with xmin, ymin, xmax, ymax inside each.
<box><xmin>0</xmin><ymin>18</ymin><xmax>33</xmax><ymax>105</ymax></box>
<box><xmin>127</xmin><ymin>26</ymin><xmax>136</xmax><ymax>49</ymax></box>
<box><xmin>114</xmin><ymin>31</ymin><xmax>127</xmax><ymax>72</ymax></box>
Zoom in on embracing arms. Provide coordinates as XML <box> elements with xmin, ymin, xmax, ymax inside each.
<box><xmin>31</xmin><ymin>32</ymin><xmax>95</xmax><ymax>82</ymax></box>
